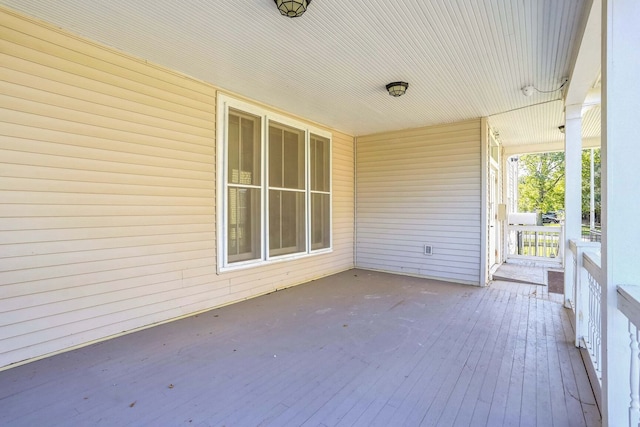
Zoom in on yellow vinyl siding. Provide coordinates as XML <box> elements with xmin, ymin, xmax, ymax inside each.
<box><xmin>356</xmin><ymin>119</ymin><xmax>482</xmax><ymax>285</ymax></box>
<box><xmin>0</xmin><ymin>7</ymin><xmax>354</xmax><ymax>368</ymax></box>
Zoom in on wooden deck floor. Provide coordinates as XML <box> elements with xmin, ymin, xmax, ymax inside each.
<box><xmin>0</xmin><ymin>269</ymin><xmax>600</xmax><ymax>426</ymax></box>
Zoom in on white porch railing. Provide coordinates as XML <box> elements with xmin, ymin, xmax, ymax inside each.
<box><xmin>583</xmin><ymin>251</ymin><xmax>603</xmax><ymax>382</ymax></box>
<box><xmin>568</xmin><ymin>239</ymin><xmax>603</xmax><ymax>408</ymax></box>
<box><xmin>569</xmin><ymin>238</ymin><xmax>640</xmax><ymax>427</ymax></box>
<box><xmin>567</xmin><ymin>240</ymin><xmax>601</xmax><ymax>314</ymax></box>
<box><xmin>617</xmin><ymin>285</ymin><xmax>640</xmax><ymax>427</ymax></box>
<box><xmin>507</xmin><ymin>225</ymin><xmax>564</xmax><ymax>264</ymax></box>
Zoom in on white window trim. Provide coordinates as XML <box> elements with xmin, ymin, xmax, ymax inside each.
<box><xmin>216</xmin><ymin>94</ymin><xmax>332</xmax><ymax>273</ymax></box>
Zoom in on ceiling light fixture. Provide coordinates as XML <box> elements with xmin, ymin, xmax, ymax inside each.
<box><xmin>274</xmin><ymin>0</ymin><xmax>311</xmax><ymax>18</ymax></box>
<box><xmin>521</xmin><ymin>77</ymin><xmax>569</xmax><ymax>96</ymax></box>
<box><xmin>386</xmin><ymin>81</ymin><xmax>409</xmax><ymax>97</ymax></box>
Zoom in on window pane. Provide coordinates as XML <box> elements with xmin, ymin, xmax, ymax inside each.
<box><xmin>228</xmin><ymin>109</ymin><xmax>260</xmax><ymax>185</ymax></box>
<box><xmin>227</xmin><ymin>187</ymin><xmax>261</xmax><ymax>263</ymax></box>
<box><xmin>228</xmin><ymin>114</ymin><xmax>240</xmax><ymax>184</ymax></box>
<box><xmin>269</xmin><ymin>190</ymin><xmax>306</xmax><ymax>257</ymax></box>
<box><xmin>311</xmin><ymin>193</ymin><xmax>330</xmax><ymax>250</ymax></box>
<box><xmin>269</xmin><ymin>122</ymin><xmax>304</xmax><ymax>190</ymax></box>
<box><xmin>241</xmin><ymin>118</ymin><xmax>256</xmax><ymax>184</ymax></box>
<box><xmin>269</xmin><ymin>126</ymin><xmax>283</xmax><ymax>188</ymax></box>
<box><xmin>283</xmin><ymin>129</ymin><xmax>305</xmax><ymax>189</ymax></box>
<box><xmin>311</xmin><ymin>134</ymin><xmax>330</xmax><ymax>192</ymax></box>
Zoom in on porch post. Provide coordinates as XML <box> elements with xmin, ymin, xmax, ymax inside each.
<box><xmin>601</xmin><ymin>0</ymin><xmax>640</xmax><ymax>425</ymax></box>
<box><xmin>564</xmin><ymin>104</ymin><xmax>582</xmax><ymax>309</ymax></box>
<box><xmin>590</xmin><ymin>148</ymin><xmax>595</xmax><ymax>231</ymax></box>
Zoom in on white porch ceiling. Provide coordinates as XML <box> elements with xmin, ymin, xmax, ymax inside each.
<box><xmin>2</xmin><ymin>0</ymin><xmax>588</xmax><ymax>141</ymax></box>
<box><xmin>489</xmin><ymin>100</ymin><xmax>601</xmax><ymax>154</ymax></box>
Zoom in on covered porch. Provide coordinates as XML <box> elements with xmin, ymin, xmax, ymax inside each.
<box><xmin>0</xmin><ymin>270</ymin><xmax>599</xmax><ymax>426</ymax></box>
<box><xmin>1</xmin><ymin>0</ymin><xmax>640</xmax><ymax>426</ymax></box>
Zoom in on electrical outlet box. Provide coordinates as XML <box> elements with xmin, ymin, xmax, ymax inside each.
<box><xmin>424</xmin><ymin>245</ymin><xmax>433</xmax><ymax>256</ymax></box>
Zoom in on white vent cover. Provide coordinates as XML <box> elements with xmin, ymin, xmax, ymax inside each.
<box><xmin>424</xmin><ymin>245</ymin><xmax>433</xmax><ymax>256</ymax></box>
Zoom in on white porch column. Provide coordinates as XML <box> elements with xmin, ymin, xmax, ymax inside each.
<box><xmin>590</xmin><ymin>148</ymin><xmax>595</xmax><ymax>230</ymax></box>
<box><xmin>564</xmin><ymin>104</ymin><xmax>582</xmax><ymax>309</ymax></box>
<box><xmin>602</xmin><ymin>0</ymin><xmax>640</xmax><ymax>426</ymax></box>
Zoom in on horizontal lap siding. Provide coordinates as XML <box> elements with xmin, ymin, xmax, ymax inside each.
<box><xmin>356</xmin><ymin>120</ymin><xmax>482</xmax><ymax>285</ymax></box>
<box><xmin>0</xmin><ymin>9</ymin><xmax>354</xmax><ymax>368</ymax></box>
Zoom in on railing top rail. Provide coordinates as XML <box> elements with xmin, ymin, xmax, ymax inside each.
<box><xmin>583</xmin><ymin>251</ymin><xmax>604</xmax><ymax>286</ymax></box>
<box><xmin>569</xmin><ymin>239</ymin><xmax>601</xmax><ymax>253</ymax></box>
<box><xmin>506</xmin><ymin>254</ymin><xmax>563</xmax><ymax>263</ymax></box>
<box><xmin>618</xmin><ymin>285</ymin><xmax>640</xmax><ymax>330</ymax></box>
<box><xmin>507</xmin><ymin>225</ymin><xmax>563</xmax><ymax>233</ymax></box>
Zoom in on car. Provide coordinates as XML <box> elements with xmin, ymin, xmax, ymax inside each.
<box><xmin>542</xmin><ymin>212</ymin><xmax>560</xmax><ymax>223</ymax></box>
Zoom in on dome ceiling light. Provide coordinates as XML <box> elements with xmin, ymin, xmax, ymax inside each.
<box><xmin>274</xmin><ymin>0</ymin><xmax>311</xmax><ymax>18</ymax></box>
<box><xmin>386</xmin><ymin>81</ymin><xmax>409</xmax><ymax>97</ymax></box>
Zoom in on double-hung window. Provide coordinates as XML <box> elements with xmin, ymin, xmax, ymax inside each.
<box><xmin>217</xmin><ymin>95</ymin><xmax>332</xmax><ymax>271</ymax></box>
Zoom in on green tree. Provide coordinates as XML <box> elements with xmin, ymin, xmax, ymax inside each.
<box><xmin>581</xmin><ymin>148</ymin><xmax>601</xmax><ymax>224</ymax></box>
<box><xmin>518</xmin><ymin>152</ymin><xmax>565</xmax><ymax>213</ymax></box>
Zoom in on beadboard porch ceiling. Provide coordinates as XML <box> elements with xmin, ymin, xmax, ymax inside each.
<box><xmin>2</xmin><ymin>0</ymin><xmax>594</xmax><ymax>145</ymax></box>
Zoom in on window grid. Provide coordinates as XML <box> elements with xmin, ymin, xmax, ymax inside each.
<box><xmin>217</xmin><ymin>95</ymin><xmax>332</xmax><ymax>271</ymax></box>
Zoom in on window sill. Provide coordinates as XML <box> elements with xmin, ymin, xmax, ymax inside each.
<box><xmin>217</xmin><ymin>248</ymin><xmax>333</xmax><ymax>274</ymax></box>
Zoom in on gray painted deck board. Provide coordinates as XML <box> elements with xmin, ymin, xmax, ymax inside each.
<box><xmin>459</xmin><ymin>290</ymin><xmax>512</xmax><ymax>426</ymax></box>
<box><xmin>449</xmin><ymin>289</ymin><xmax>512</xmax><ymax>426</ymax></box>
<box><xmin>485</xmin><ymin>287</ymin><xmax>527</xmax><ymax>426</ymax></box>
<box><xmin>0</xmin><ymin>269</ymin><xmax>600</xmax><ymax>426</ymax></box>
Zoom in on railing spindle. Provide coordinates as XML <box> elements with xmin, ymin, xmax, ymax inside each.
<box><xmin>572</xmin><ymin>255</ymin><xmax>578</xmax><ymax>311</ymax></box>
<box><xmin>587</xmin><ymin>276</ymin><xmax>596</xmax><ymax>355</ymax></box>
<box><xmin>596</xmin><ymin>284</ymin><xmax>601</xmax><ymax>372</ymax></box>
<box><xmin>629</xmin><ymin>321</ymin><xmax>640</xmax><ymax>427</ymax></box>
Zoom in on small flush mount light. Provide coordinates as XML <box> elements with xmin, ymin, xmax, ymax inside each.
<box><xmin>522</xmin><ymin>78</ymin><xmax>569</xmax><ymax>96</ymax></box>
<box><xmin>386</xmin><ymin>81</ymin><xmax>409</xmax><ymax>97</ymax></box>
<box><xmin>522</xmin><ymin>85</ymin><xmax>535</xmax><ymax>96</ymax></box>
<box><xmin>274</xmin><ymin>0</ymin><xmax>311</xmax><ymax>18</ymax></box>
